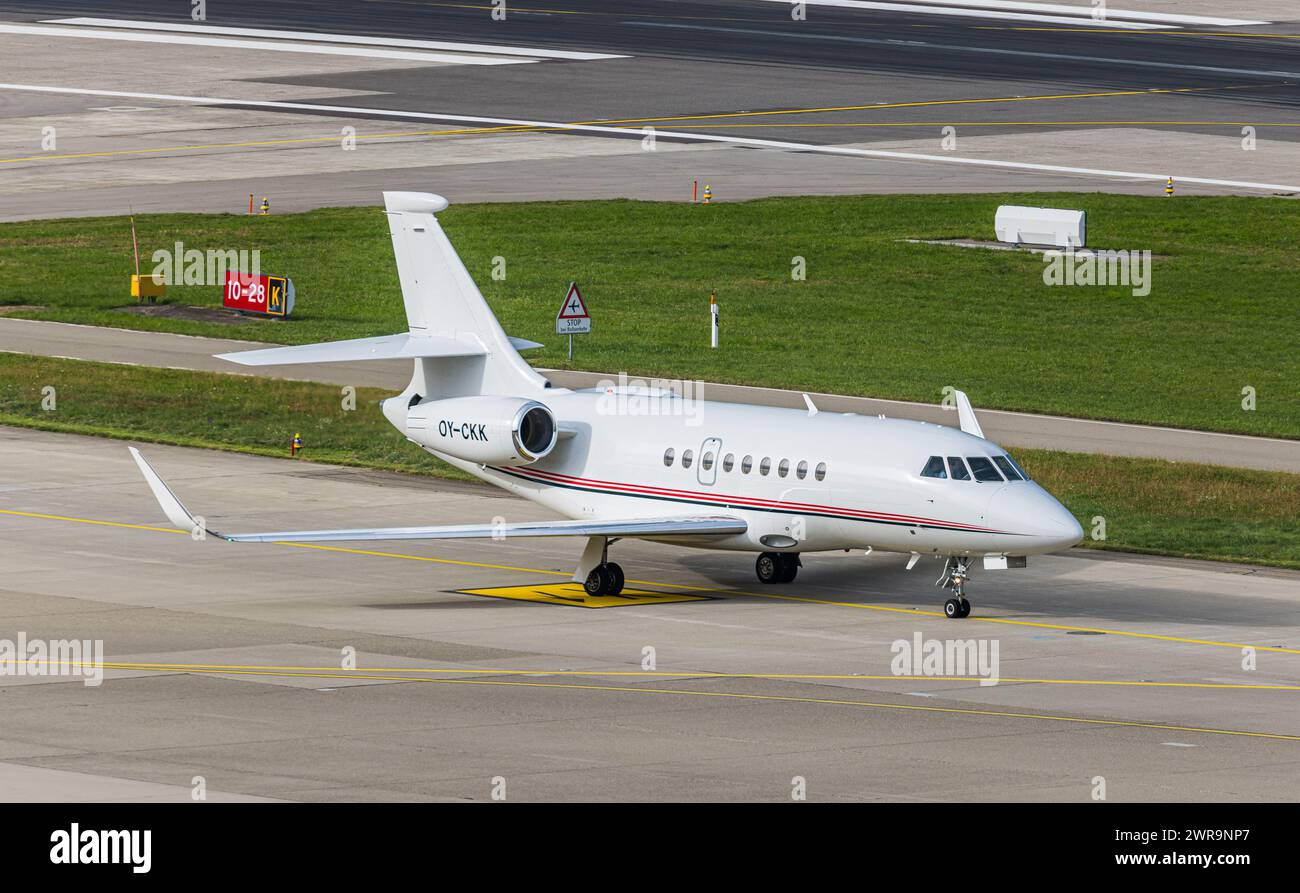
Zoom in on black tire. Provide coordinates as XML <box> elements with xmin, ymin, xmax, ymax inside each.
<box><xmin>958</xmin><ymin>598</ymin><xmax>971</xmax><ymax>618</ymax></box>
<box><xmin>584</xmin><ymin>566</ymin><xmax>610</xmax><ymax>597</ymax></box>
<box><xmin>776</xmin><ymin>553</ymin><xmax>800</xmax><ymax>583</ymax></box>
<box><xmin>756</xmin><ymin>552</ymin><xmax>780</xmax><ymax>584</ymax></box>
<box><xmin>944</xmin><ymin>597</ymin><xmax>962</xmax><ymax>619</ymax></box>
<box><xmin>606</xmin><ymin>563</ymin><xmax>625</xmax><ymax>595</ymax></box>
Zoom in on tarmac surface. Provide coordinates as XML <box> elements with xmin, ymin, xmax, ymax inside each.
<box><xmin>2</xmin><ymin>1</ymin><xmax>1299</xmax><ymax>805</ymax></box>
<box><xmin>1</xmin><ymin>425</ymin><xmax>1298</xmax><ymax>801</ymax></box>
<box><xmin>3</xmin><ymin>316</ymin><xmax>1297</xmax><ymax>473</ymax></box>
<box><xmin>2</xmin><ymin>2</ymin><xmax>1300</xmax><ymax>220</ymax></box>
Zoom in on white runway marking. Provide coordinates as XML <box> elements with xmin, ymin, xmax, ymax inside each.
<box><xmin>45</xmin><ymin>17</ymin><xmax>626</xmax><ymax>61</ymax></box>
<box><xmin>629</xmin><ymin>22</ymin><xmax>1300</xmax><ymax>81</ymax></box>
<box><xmin>751</xmin><ymin>0</ymin><xmax>1172</xmax><ymax>29</ymax></box>
<box><xmin>775</xmin><ymin>0</ymin><xmax>1267</xmax><ymax>27</ymax></box>
<box><xmin>2</xmin><ymin>82</ymin><xmax>1298</xmax><ymax>194</ymax></box>
<box><xmin>0</xmin><ymin>22</ymin><xmax>533</xmax><ymax>65</ymax></box>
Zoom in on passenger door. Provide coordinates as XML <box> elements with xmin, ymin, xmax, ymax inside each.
<box><xmin>697</xmin><ymin>437</ymin><xmax>722</xmax><ymax>486</ymax></box>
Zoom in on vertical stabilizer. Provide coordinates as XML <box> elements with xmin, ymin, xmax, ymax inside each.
<box><xmin>384</xmin><ymin>191</ymin><xmax>548</xmax><ymax>397</ymax></box>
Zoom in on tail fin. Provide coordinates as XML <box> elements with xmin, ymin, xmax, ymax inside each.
<box><xmin>217</xmin><ymin>192</ymin><xmax>548</xmax><ymax>399</ymax></box>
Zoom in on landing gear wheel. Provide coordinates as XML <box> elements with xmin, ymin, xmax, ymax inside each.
<box><xmin>756</xmin><ymin>552</ymin><xmax>781</xmax><ymax>584</ymax></box>
<box><xmin>775</xmin><ymin>553</ymin><xmax>800</xmax><ymax>584</ymax></box>
<box><xmin>584</xmin><ymin>565</ymin><xmax>612</xmax><ymax>597</ymax></box>
<box><xmin>606</xmin><ymin>562</ymin><xmax>625</xmax><ymax>596</ymax></box>
<box><xmin>937</xmin><ymin>556</ymin><xmax>973</xmax><ymax>618</ymax></box>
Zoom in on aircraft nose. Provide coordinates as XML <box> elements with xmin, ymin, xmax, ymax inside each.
<box><xmin>988</xmin><ymin>485</ymin><xmax>1083</xmax><ymax>551</ymax></box>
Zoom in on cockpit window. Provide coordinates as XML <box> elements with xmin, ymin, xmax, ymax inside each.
<box><xmin>920</xmin><ymin>456</ymin><xmax>947</xmax><ymax>479</ymax></box>
<box><xmin>1004</xmin><ymin>453</ymin><xmax>1031</xmax><ymax>481</ymax></box>
<box><xmin>992</xmin><ymin>455</ymin><xmax>1023</xmax><ymax>481</ymax></box>
<box><xmin>967</xmin><ymin>456</ymin><xmax>1005</xmax><ymax>482</ymax></box>
<box><xmin>947</xmin><ymin>457</ymin><xmax>971</xmax><ymax>481</ymax></box>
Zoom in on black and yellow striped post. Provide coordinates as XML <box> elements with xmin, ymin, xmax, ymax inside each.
<box><xmin>260</xmin><ymin>196</ymin><xmax>270</xmax><ymax>215</ymax></box>
<box><xmin>1164</xmin><ymin>177</ymin><xmax>1175</xmax><ymax>197</ymax></box>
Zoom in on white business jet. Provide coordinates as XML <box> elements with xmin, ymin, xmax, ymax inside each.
<box><xmin>131</xmin><ymin>192</ymin><xmax>1082</xmax><ymax>618</ymax></box>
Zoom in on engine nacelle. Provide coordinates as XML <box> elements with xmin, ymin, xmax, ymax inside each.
<box><xmin>406</xmin><ymin>395</ymin><xmax>557</xmax><ymax>466</ymax></box>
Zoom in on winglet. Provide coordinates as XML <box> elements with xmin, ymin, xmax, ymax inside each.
<box><xmin>953</xmin><ymin>390</ymin><xmax>985</xmax><ymax>439</ymax></box>
<box><xmin>128</xmin><ymin>447</ymin><xmax>205</xmax><ymax>534</ymax></box>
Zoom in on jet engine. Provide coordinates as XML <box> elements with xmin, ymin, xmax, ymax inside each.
<box><xmin>405</xmin><ymin>395</ymin><xmax>557</xmax><ymax>466</ymax></box>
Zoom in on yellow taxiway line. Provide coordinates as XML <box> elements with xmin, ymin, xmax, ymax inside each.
<box><xmin>4</xmin><ymin>506</ymin><xmax>1298</xmax><ymax>655</ymax></box>
<box><xmin>73</xmin><ymin>662</ymin><xmax>1300</xmax><ymax>742</ymax></box>
<box><xmin>634</xmin><ymin>121</ymin><xmax>1300</xmax><ymax>129</ymax></box>
<box><xmin>50</xmin><ymin>659</ymin><xmax>1298</xmax><ymax>692</ymax></box>
<box><xmin>568</xmin><ymin>84</ymin><xmax>1269</xmax><ymax>128</ymax></box>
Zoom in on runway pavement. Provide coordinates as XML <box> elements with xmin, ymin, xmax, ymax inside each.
<box><xmin>2</xmin><ymin>2</ymin><xmax>1300</xmax><ymax>220</ymax></box>
<box><xmin>1</xmin><ymin>425</ymin><xmax>1297</xmax><ymax>801</ymax></box>
<box><xmin>3</xmin><ymin>316</ymin><xmax>1297</xmax><ymax>473</ymax></box>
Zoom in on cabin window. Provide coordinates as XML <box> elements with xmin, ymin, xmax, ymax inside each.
<box><xmin>742</xmin><ymin>455</ymin><xmax>753</xmax><ymax>474</ymax></box>
<box><xmin>920</xmin><ymin>456</ymin><xmax>947</xmax><ymax>479</ymax></box>
<box><xmin>702</xmin><ymin>451</ymin><xmax>715</xmax><ymax>471</ymax></box>
<box><xmin>663</xmin><ymin>448</ymin><xmax>675</xmax><ymax>467</ymax></box>
<box><xmin>778</xmin><ymin>459</ymin><xmax>790</xmax><ymax>478</ymax></box>
<box><xmin>722</xmin><ymin>453</ymin><xmax>734</xmax><ymax>472</ymax></box>
<box><xmin>796</xmin><ymin>460</ymin><xmax>808</xmax><ymax>480</ymax></box>
<box><xmin>815</xmin><ymin>462</ymin><xmax>827</xmax><ymax>481</ymax></box>
<box><xmin>967</xmin><ymin>456</ymin><xmax>1004</xmax><ymax>482</ymax></box>
<box><xmin>760</xmin><ymin>457</ymin><xmax>771</xmax><ymax>476</ymax></box>
<box><xmin>682</xmin><ymin>449</ymin><xmax>694</xmax><ymax>469</ymax></box>
<box><xmin>992</xmin><ymin>455</ymin><xmax>1022</xmax><ymax>481</ymax></box>
<box><xmin>947</xmin><ymin>457</ymin><xmax>971</xmax><ymax>481</ymax></box>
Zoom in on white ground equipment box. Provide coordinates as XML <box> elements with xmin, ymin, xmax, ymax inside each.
<box><xmin>994</xmin><ymin>205</ymin><xmax>1086</xmax><ymax>248</ymax></box>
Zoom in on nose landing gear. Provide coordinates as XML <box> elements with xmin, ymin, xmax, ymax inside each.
<box><xmin>937</xmin><ymin>556</ymin><xmax>972</xmax><ymax>618</ymax></box>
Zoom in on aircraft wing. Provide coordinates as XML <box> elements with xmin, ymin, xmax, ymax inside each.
<box><xmin>129</xmin><ymin>448</ymin><xmax>746</xmax><ymax>543</ymax></box>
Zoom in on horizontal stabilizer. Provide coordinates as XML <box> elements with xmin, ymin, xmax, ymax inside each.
<box><xmin>215</xmin><ymin>332</ymin><xmax>485</xmax><ymax>367</ymax></box>
<box><xmin>130</xmin><ymin>448</ymin><xmax>746</xmax><ymax>543</ymax></box>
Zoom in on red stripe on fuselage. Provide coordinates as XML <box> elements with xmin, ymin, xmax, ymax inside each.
<box><xmin>493</xmin><ymin>465</ymin><xmax>1005</xmax><ymax>534</ymax></box>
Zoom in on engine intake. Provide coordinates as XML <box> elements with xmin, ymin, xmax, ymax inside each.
<box><xmin>406</xmin><ymin>396</ymin><xmax>558</xmax><ymax>466</ymax></box>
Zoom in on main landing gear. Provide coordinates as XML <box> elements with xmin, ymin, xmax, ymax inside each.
<box><xmin>584</xmin><ymin>561</ymin><xmax>625</xmax><ymax>597</ymax></box>
<box><xmin>756</xmin><ymin>551</ymin><xmax>800</xmax><ymax>584</ymax></box>
<box><xmin>937</xmin><ymin>556</ymin><xmax>972</xmax><ymax>619</ymax></box>
<box><xmin>579</xmin><ymin>537</ymin><xmax>625</xmax><ymax>597</ymax></box>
